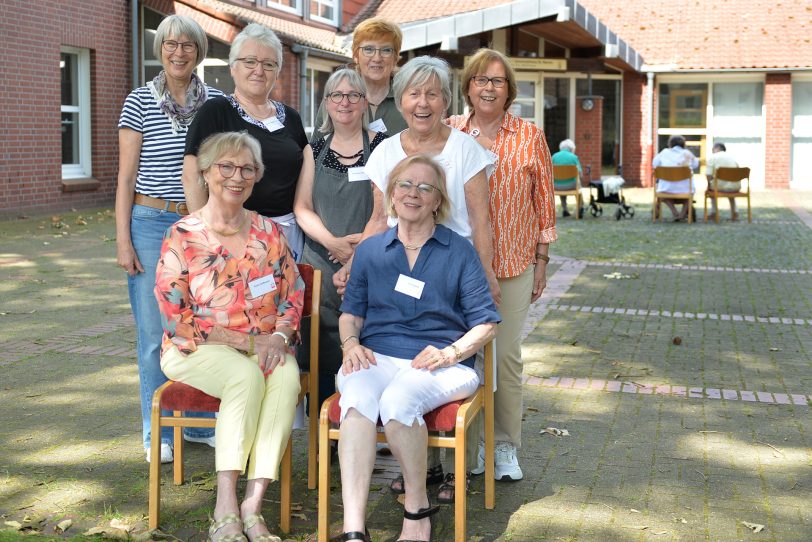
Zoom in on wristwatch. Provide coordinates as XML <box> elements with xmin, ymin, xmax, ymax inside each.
<box><xmin>536</xmin><ymin>253</ymin><xmax>550</xmax><ymax>263</ymax></box>
<box><xmin>272</xmin><ymin>330</ymin><xmax>290</xmax><ymax>347</ymax></box>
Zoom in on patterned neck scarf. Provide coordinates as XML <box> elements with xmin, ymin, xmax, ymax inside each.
<box><xmin>147</xmin><ymin>71</ymin><xmax>208</xmax><ymax>133</ymax></box>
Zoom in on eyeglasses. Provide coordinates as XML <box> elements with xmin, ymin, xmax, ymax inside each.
<box><xmin>214</xmin><ymin>162</ymin><xmax>258</xmax><ymax>180</ymax></box>
<box><xmin>359</xmin><ymin>46</ymin><xmax>396</xmax><ymax>58</ymax></box>
<box><xmin>471</xmin><ymin>75</ymin><xmax>508</xmax><ymax>88</ymax></box>
<box><xmin>236</xmin><ymin>57</ymin><xmax>279</xmax><ymax>72</ymax></box>
<box><xmin>162</xmin><ymin>40</ymin><xmax>198</xmax><ymax>54</ymax></box>
<box><xmin>395</xmin><ymin>180</ymin><xmax>439</xmax><ymax>196</ymax></box>
<box><xmin>327</xmin><ymin>91</ymin><xmax>365</xmax><ymax>104</ymax></box>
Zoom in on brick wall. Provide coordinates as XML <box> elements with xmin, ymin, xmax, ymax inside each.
<box><xmin>621</xmin><ymin>72</ymin><xmax>650</xmax><ymax>187</ymax></box>
<box><xmin>0</xmin><ymin>0</ymin><xmax>130</xmax><ymax>216</ymax></box>
<box><xmin>764</xmin><ymin>73</ymin><xmax>792</xmax><ymax>189</ymax></box>
<box><xmin>574</xmin><ymin>97</ymin><xmax>602</xmax><ymax>183</ymax></box>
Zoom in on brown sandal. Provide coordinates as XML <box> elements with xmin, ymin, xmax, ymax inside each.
<box><xmin>436</xmin><ymin>472</ymin><xmax>470</xmax><ymax>504</ymax></box>
<box><xmin>390</xmin><ymin>463</ymin><xmax>444</xmax><ymax>494</ymax></box>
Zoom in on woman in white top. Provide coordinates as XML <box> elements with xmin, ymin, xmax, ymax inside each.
<box><xmin>652</xmin><ymin>134</ymin><xmax>699</xmax><ymax>221</ymax></box>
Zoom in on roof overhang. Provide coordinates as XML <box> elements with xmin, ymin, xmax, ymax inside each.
<box><xmin>398</xmin><ymin>0</ymin><xmax>644</xmax><ymax>72</ymax></box>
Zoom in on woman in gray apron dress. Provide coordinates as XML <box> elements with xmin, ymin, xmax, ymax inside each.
<box><xmin>294</xmin><ymin>69</ymin><xmax>388</xmax><ymax>404</ymax></box>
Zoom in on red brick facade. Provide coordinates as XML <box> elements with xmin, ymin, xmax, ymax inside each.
<box><xmin>0</xmin><ymin>0</ymin><xmax>131</xmax><ymax>216</ymax></box>
<box><xmin>764</xmin><ymin>73</ymin><xmax>792</xmax><ymax>189</ymax></box>
<box><xmin>621</xmin><ymin>72</ymin><xmax>652</xmax><ymax>188</ymax></box>
<box><xmin>574</xmin><ymin>97</ymin><xmax>602</xmax><ymax>183</ymax></box>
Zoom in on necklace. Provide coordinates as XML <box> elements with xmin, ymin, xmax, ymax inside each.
<box><xmin>402</xmin><ymin>242</ymin><xmax>424</xmax><ymax>250</ymax></box>
<box><xmin>200</xmin><ymin>209</ymin><xmax>249</xmax><ymax>237</ymax></box>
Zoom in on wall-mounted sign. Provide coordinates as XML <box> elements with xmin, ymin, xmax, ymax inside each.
<box><xmin>463</xmin><ymin>56</ymin><xmax>567</xmax><ymax>71</ymax></box>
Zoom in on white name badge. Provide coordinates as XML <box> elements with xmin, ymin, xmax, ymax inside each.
<box><xmin>347</xmin><ymin>167</ymin><xmax>370</xmax><ymax>182</ymax></box>
<box><xmin>368</xmin><ymin>118</ymin><xmax>387</xmax><ymax>133</ymax></box>
<box><xmin>394</xmin><ymin>274</ymin><xmax>425</xmax><ymax>300</ymax></box>
<box><xmin>262</xmin><ymin>117</ymin><xmax>284</xmax><ymax>132</ymax></box>
<box><xmin>248</xmin><ymin>274</ymin><xmax>277</xmax><ymax>298</ymax></box>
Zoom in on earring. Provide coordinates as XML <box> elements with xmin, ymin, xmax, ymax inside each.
<box><xmin>432</xmin><ymin>209</ymin><xmax>438</xmax><ymax>221</ymax></box>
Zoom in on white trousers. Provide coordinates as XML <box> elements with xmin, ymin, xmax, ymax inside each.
<box><xmin>336</xmin><ymin>351</ymin><xmax>479</xmax><ymax>427</ymax></box>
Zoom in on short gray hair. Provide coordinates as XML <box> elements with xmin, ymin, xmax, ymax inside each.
<box><xmin>154</xmin><ymin>15</ymin><xmax>208</xmax><ymax>65</ymax></box>
<box><xmin>392</xmin><ymin>56</ymin><xmax>452</xmax><ymax>113</ymax></box>
<box><xmin>197</xmin><ymin>131</ymin><xmax>264</xmax><ymax>188</ymax></box>
<box><xmin>319</xmin><ymin>69</ymin><xmax>370</xmax><ymax>134</ymax></box>
<box><xmin>229</xmin><ymin>23</ymin><xmax>283</xmax><ymax>71</ymax></box>
<box><xmin>559</xmin><ymin>139</ymin><xmax>576</xmax><ymax>152</ymax></box>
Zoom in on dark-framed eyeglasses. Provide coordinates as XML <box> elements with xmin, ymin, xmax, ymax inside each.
<box><xmin>471</xmin><ymin>75</ymin><xmax>508</xmax><ymax>88</ymax></box>
<box><xmin>359</xmin><ymin>46</ymin><xmax>396</xmax><ymax>58</ymax></box>
<box><xmin>236</xmin><ymin>57</ymin><xmax>279</xmax><ymax>72</ymax></box>
<box><xmin>162</xmin><ymin>40</ymin><xmax>198</xmax><ymax>54</ymax></box>
<box><xmin>214</xmin><ymin>162</ymin><xmax>258</xmax><ymax>180</ymax></box>
<box><xmin>327</xmin><ymin>91</ymin><xmax>365</xmax><ymax>104</ymax></box>
<box><xmin>395</xmin><ymin>180</ymin><xmax>439</xmax><ymax>196</ymax></box>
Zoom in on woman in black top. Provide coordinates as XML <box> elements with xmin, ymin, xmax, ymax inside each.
<box><xmin>183</xmin><ymin>23</ymin><xmax>312</xmax><ymax>260</ymax></box>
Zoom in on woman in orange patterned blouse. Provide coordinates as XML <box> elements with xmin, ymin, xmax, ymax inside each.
<box><xmin>155</xmin><ymin>131</ymin><xmax>304</xmax><ymax>542</ymax></box>
<box><xmin>446</xmin><ymin>48</ymin><xmax>557</xmax><ymax>486</ymax></box>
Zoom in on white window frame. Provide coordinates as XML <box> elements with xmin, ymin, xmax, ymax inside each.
<box><xmin>61</xmin><ymin>46</ymin><xmax>92</xmax><ymax>179</ymax></box>
<box><xmin>304</xmin><ymin>59</ymin><xmax>337</xmax><ymax>136</ymax></box>
<box><xmin>310</xmin><ymin>0</ymin><xmax>339</xmax><ymax>26</ymax></box>
<box><xmin>266</xmin><ymin>0</ymin><xmax>302</xmax><ymax>16</ymax></box>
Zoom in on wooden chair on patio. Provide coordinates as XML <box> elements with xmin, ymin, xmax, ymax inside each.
<box><xmin>652</xmin><ymin>166</ymin><xmax>694</xmax><ymax>223</ymax></box>
<box><xmin>553</xmin><ymin>164</ymin><xmax>583</xmax><ymax>219</ymax></box>
<box><xmin>147</xmin><ymin>264</ymin><xmax>321</xmax><ymax>533</ymax></box>
<box><xmin>317</xmin><ymin>341</ymin><xmax>497</xmax><ymax>542</ymax></box>
<box><xmin>703</xmin><ymin>166</ymin><xmax>751</xmax><ymax>223</ymax></box>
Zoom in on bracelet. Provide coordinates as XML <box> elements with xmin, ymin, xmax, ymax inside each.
<box><xmin>247</xmin><ymin>334</ymin><xmax>254</xmax><ymax>357</ymax></box>
<box><xmin>271</xmin><ymin>330</ymin><xmax>290</xmax><ymax>347</ymax></box>
<box><xmin>536</xmin><ymin>253</ymin><xmax>550</xmax><ymax>263</ymax></box>
<box><xmin>449</xmin><ymin>343</ymin><xmax>462</xmax><ymax>361</ymax></box>
<box><xmin>341</xmin><ymin>335</ymin><xmax>359</xmax><ymax>350</ymax></box>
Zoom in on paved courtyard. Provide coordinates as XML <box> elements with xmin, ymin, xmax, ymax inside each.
<box><xmin>1</xmin><ymin>188</ymin><xmax>811</xmax><ymax>541</ymax></box>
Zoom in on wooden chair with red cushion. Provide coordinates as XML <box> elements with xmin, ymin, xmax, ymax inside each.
<box><xmin>147</xmin><ymin>264</ymin><xmax>321</xmax><ymax>533</ymax></box>
<box><xmin>317</xmin><ymin>341</ymin><xmax>496</xmax><ymax>542</ymax></box>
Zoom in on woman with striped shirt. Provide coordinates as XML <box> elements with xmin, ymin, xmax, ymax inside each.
<box><xmin>115</xmin><ymin>14</ymin><xmax>222</xmax><ymax>464</ymax></box>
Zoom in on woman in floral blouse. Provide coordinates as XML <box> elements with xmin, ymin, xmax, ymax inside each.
<box><xmin>155</xmin><ymin>131</ymin><xmax>304</xmax><ymax>542</ymax></box>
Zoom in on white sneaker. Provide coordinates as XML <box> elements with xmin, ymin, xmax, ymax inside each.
<box><xmin>471</xmin><ymin>442</ymin><xmax>486</xmax><ymax>475</ymax></box>
<box><xmin>145</xmin><ymin>443</ymin><xmax>173</xmax><ymax>464</ymax></box>
<box><xmin>494</xmin><ymin>441</ymin><xmax>523</xmax><ymax>481</ymax></box>
<box><xmin>183</xmin><ymin>434</ymin><xmax>216</xmax><ymax>447</ymax></box>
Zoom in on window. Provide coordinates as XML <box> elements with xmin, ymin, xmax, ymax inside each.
<box><xmin>304</xmin><ymin>66</ymin><xmax>332</xmax><ymax>136</ymax></box>
<box><xmin>267</xmin><ymin>0</ymin><xmax>302</xmax><ymax>16</ymax></box>
<box><xmin>310</xmin><ymin>0</ymin><xmax>338</xmax><ymax>25</ymax></box>
<box><xmin>61</xmin><ymin>46</ymin><xmax>91</xmax><ymax>178</ymax></box>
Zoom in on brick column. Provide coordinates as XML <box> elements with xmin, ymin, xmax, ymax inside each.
<box><xmin>575</xmin><ymin>97</ymin><xmax>603</xmax><ymax>182</ymax></box>
<box><xmin>621</xmin><ymin>72</ymin><xmax>650</xmax><ymax>187</ymax></box>
<box><xmin>764</xmin><ymin>73</ymin><xmax>792</xmax><ymax>189</ymax></box>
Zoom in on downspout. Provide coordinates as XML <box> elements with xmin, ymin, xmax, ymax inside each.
<box><xmin>291</xmin><ymin>43</ymin><xmax>308</xmax><ymax>120</ymax></box>
<box><xmin>646</xmin><ymin>71</ymin><xmax>655</xmax><ymax>186</ymax></box>
<box><xmin>131</xmin><ymin>0</ymin><xmax>139</xmax><ymax>88</ymax></box>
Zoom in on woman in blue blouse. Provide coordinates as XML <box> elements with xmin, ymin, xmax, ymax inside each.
<box><xmin>335</xmin><ymin>155</ymin><xmax>499</xmax><ymax>542</ymax></box>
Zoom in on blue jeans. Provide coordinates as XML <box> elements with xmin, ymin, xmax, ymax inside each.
<box><xmin>128</xmin><ymin>204</ymin><xmax>215</xmax><ymax>448</ymax></box>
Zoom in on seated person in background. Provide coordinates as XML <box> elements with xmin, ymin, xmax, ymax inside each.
<box><xmin>551</xmin><ymin>139</ymin><xmax>581</xmax><ymax>217</ymax></box>
<box><xmin>652</xmin><ymin>134</ymin><xmax>699</xmax><ymax>222</ymax></box>
<box><xmin>156</xmin><ymin>131</ymin><xmax>305</xmax><ymax>542</ymax></box>
<box><xmin>334</xmin><ymin>155</ymin><xmax>499</xmax><ymax>542</ymax></box>
<box><xmin>705</xmin><ymin>142</ymin><xmax>740</xmax><ymax>221</ymax></box>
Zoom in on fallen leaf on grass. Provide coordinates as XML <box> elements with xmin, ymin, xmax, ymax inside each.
<box><xmin>291</xmin><ymin>512</ymin><xmax>308</xmax><ymax>521</ymax></box>
<box><xmin>629</xmin><ymin>508</ymin><xmax>641</xmax><ymax>513</ymax></box>
<box><xmin>769</xmin><ymin>347</ymin><xmax>780</xmax><ymax>352</ymax></box>
<box><xmin>4</xmin><ymin>521</ymin><xmax>22</xmax><ymax>530</ymax></box>
<box><xmin>540</xmin><ymin>427</ymin><xmax>570</xmax><ymax>436</ymax></box>
<box><xmin>55</xmin><ymin>519</ymin><xmax>73</xmax><ymax>533</ymax></box>
<box><xmin>109</xmin><ymin>518</ymin><xmax>133</xmax><ymax>532</ymax></box>
<box><xmin>83</xmin><ymin>526</ymin><xmax>129</xmax><ymax>539</ymax></box>
<box><xmin>652</xmin><ymin>530</ymin><xmax>668</xmax><ymax>535</ymax></box>
<box><xmin>623</xmin><ymin>525</ymin><xmax>648</xmax><ymax>530</ymax></box>
<box><xmin>672</xmin><ymin>336</ymin><xmax>682</xmax><ymax>345</ymax></box>
<box><xmin>740</xmin><ymin>521</ymin><xmax>765</xmax><ymax>533</ymax></box>
<box><xmin>674</xmin><ymin>517</ymin><xmax>688</xmax><ymax>524</ymax></box>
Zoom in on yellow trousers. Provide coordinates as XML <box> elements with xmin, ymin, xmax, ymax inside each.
<box><xmin>161</xmin><ymin>345</ymin><xmax>300</xmax><ymax>480</ymax></box>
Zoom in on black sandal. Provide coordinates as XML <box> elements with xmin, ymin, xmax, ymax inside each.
<box><xmin>330</xmin><ymin>528</ymin><xmax>370</xmax><ymax>542</ymax></box>
<box><xmin>436</xmin><ymin>472</ymin><xmax>470</xmax><ymax>504</ymax></box>
<box><xmin>390</xmin><ymin>464</ymin><xmax>444</xmax><ymax>494</ymax></box>
<box><xmin>397</xmin><ymin>504</ymin><xmax>439</xmax><ymax>542</ymax></box>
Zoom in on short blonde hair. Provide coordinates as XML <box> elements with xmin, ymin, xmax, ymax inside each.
<box><xmin>197</xmin><ymin>131</ymin><xmax>264</xmax><ymax>188</ymax></box>
<box><xmin>384</xmin><ymin>154</ymin><xmax>450</xmax><ymax>223</ymax></box>
<box><xmin>352</xmin><ymin>17</ymin><xmax>403</xmax><ymax>57</ymax></box>
<box><xmin>460</xmin><ymin>48</ymin><xmax>518</xmax><ymax>111</ymax></box>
